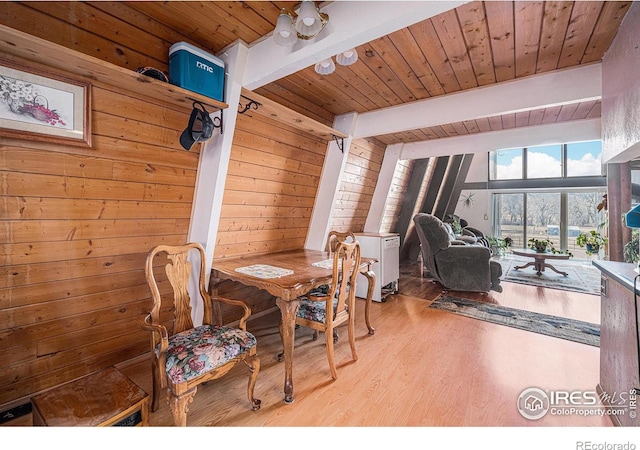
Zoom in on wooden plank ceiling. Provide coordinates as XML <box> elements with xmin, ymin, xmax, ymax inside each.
<box><xmin>126</xmin><ymin>1</ymin><xmax>632</xmax><ymax>146</ymax></box>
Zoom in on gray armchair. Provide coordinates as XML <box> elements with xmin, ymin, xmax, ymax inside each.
<box><xmin>413</xmin><ymin>213</ymin><xmax>502</xmax><ymax>293</ymax></box>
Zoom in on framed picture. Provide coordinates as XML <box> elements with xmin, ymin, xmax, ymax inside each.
<box><xmin>0</xmin><ymin>59</ymin><xmax>91</xmax><ymax>147</ymax></box>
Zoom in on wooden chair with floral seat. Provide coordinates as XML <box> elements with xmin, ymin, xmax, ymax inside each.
<box><xmin>325</xmin><ymin>230</ymin><xmax>357</xmax><ymax>253</ymax></box>
<box><xmin>316</xmin><ymin>230</ymin><xmax>359</xmax><ymax>343</ymax></box>
<box><xmin>292</xmin><ymin>240</ymin><xmax>361</xmax><ymax>380</ymax></box>
<box><xmin>142</xmin><ymin>242</ymin><xmax>261</xmax><ymax>427</ymax></box>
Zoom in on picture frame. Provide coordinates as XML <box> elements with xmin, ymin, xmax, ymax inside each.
<box><xmin>0</xmin><ymin>59</ymin><xmax>91</xmax><ymax>147</ymax></box>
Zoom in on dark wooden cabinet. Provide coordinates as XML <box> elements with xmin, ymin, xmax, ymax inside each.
<box><xmin>593</xmin><ymin>260</ymin><xmax>640</xmax><ymax>426</ymax></box>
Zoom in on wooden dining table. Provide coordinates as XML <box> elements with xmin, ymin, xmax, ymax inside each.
<box><xmin>209</xmin><ymin>248</ymin><xmax>377</xmax><ymax>404</ymax></box>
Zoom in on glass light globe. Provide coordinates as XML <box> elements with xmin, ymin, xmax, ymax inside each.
<box><xmin>314</xmin><ymin>58</ymin><xmax>335</xmax><ymax>75</ymax></box>
<box><xmin>336</xmin><ymin>48</ymin><xmax>359</xmax><ymax>66</ymax></box>
<box><xmin>273</xmin><ymin>10</ymin><xmax>296</xmax><ymax>46</ymax></box>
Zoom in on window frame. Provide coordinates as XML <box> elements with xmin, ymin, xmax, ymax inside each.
<box><xmin>488</xmin><ymin>141</ymin><xmax>604</xmax><ymax>182</ymax></box>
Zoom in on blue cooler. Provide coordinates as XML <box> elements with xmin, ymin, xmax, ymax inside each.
<box><xmin>169</xmin><ymin>42</ymin><xmax>225</xmax><ymax>102</ymax></box>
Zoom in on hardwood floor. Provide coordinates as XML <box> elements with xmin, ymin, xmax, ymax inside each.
<box><xmin>3</xmin><ymin>261</ymin><xmax>612</xmax><ymax>429</ymax></box>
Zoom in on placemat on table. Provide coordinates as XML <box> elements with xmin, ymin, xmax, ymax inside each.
<box><xmin>234</xmin><ymin>264</ymin><xmax>294</xmax><ymax>279</ymax></box>
<box><xmin>311</xmin><ymin>259</ymin><xmax>333</xmax><ymax>269</ymax></box>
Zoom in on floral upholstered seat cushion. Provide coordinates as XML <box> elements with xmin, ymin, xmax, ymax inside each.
<box><xmin>161</xmin><ymin>325</ymin><xmax>257</xmax><ymax>384</ymax></box>
<box><xmin>297</xmin><ymin>296</ymin><xmax>339</xmax><ymax>323</ymax></box>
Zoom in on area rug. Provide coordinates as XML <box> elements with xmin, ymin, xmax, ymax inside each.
<box><xmin>429</xmin><ymin>295</ymin><xmax>600</xmax><ymax>347</ymax></box>
<box><xmin>495</xmin><ymin>256</ymin><xmax>601</xmax><ymax>295</ymax></box>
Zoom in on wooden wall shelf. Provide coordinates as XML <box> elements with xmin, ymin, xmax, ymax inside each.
<box><xmin>240</xmin><ymin>88</ymin><xmax>347</xmax><ymax>141</ymax></box>
<box><xmin>0</xmin><ymin>24</ymin><xmax>227</xmax><ymax>112</ymax></box>
<box><xmin>0</xmin><ymin>25</ymin><xmax>346</xmax><ymax>141</ymax></box>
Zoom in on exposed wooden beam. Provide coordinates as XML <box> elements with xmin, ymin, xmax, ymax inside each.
<box><xmin>607</xmin><ymin>162</ymin><xmax>632</xmax><ymax>262</ymax></box>
<box><xmin>353</xmin><ymin>63</ymin><xmax>602</xmax><ymax>139</ymax></box>
<box><xmin>433</xmin><ymin>155</ymin><xmax>464</xmax><ymax>219</ymax></box>
<box><xmin>394</xmin><ymin>158</ymin><xmax>431</xmax><ymax>247</ymax></box>
<box><xmin>400</xmin><ymin>156</ymin><xmax>449</xmax><ymax>261</ymax></box>
<box><xmin>444</xmin><ymin>154</ymin><xmax>474</xmax><ymax>217</ymax></box>
<box><xmin>305</xmin><ymin>112</ymin><xmax>358</xmax><ymax>250</ymax></box>
<box><xmin>421</xmin><ymin>157</ymin><xmax>450</xmax><ymax>215</ymax></box>
<box><xmin>364</xmin><ymin>143</ymin><xmax>402</xmax><ymax>233</ymax></box>
<box><xmin>400</xmin><ymin>118</ymin><xmax>601</xmax><ymax>160</ymax></box>
<box><xmin>242</xmin><ymin>1</ymin><xmax>465</xmax><ymax>89</ymax></box>
<box><xmin>188</xmin><ymin>41</ymin><xmax>249</xmax><ymax>323</ymax></box>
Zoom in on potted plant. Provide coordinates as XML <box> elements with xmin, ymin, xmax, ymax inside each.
<box><xmin>576</xmin><ymin>230</ymin><xmax>608</xmax><ymax>255</ymax></box>
<box><xmin>450</xmin><ymin>217</ymin><xmax>463</xmax><ymax>235</ymax></box>
<box><xmin>487</xmin><ymin>236</ymin><xmax>512</xmax><ymax>256</ymax></box>
<box><xmin>624</xmin><ymin>230</ymin><xmax>639</xmax><ymax>264</ymax></box>
<box><xmin>527</xmin><ymin>238</ymin><xmax>573</xmax><ymax>256</ymax></box>
<box><xmin>459</xmin><ymin>192</ymin><xmax>475</xmax><ymax>208</ymax></box>
<box><xmin>528</xmin><ymin>237</ymin><xmax>551</xmax><ymax>253</ymax></box>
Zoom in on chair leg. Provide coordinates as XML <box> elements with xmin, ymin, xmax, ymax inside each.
<box><xmin>325</xmin><ymin>327</ymin><xmax>338</xmax><ymax>380</ymax></box>
<box><xmin>168</xmin><ymin>386</ymin><xmax>197</xmax><ymax>427</ymax></box>
<box><xmin>151</xmin><ymin>359</ymin><xmax>162</xmax><ymax>412</ymax></box>
<box><xmin>244</xmin><ymin>354</ymin><xmax>262</xmax><ymax>411</ymax></box>
<box><xmin>348</xmin><ymin>313</ymin><xmax>358</xmax><ymax>362</ymax></box>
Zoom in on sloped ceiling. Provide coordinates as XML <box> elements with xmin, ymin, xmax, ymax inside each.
<box><xmin>127</xmin><ymin>1</ymin><xmax>632</xmax><ymax>147</ymax></box>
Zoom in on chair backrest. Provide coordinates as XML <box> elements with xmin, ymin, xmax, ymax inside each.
<box><xmin>145</xmin><ymin>243</ymin><xmax>212</xmax><ymax>340</ymax></box>
<box><xmin>413</xmin><ymin>213</ymin><xmax>452</xmax><ymax>282</ymax></box>
<box><xmin>325</xmin><ymin>230</ymin><xmax>357</xmax><ymax>253</ymax></box>
<box><xmin>326</xmin><ymin>240</ymin><xmax>361</xmax><ymax>322</ymax></box>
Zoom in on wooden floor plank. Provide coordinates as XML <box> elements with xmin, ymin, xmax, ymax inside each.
<box><xmin>3</xmin><ymin>261</ymin><xmax>610</xmax><ymax>428</ymax></box>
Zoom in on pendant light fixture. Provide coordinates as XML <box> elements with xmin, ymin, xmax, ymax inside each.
<box><xmin>335</xmin><ymin>48</ymin><xmax>358</xmax><ymax>66</ymax></box>
<box><xmin>271</xmin><ymin>2</ymin><xmax>359</xmax><ymax>76</ymax></box>
<box><xmin>314</xmin><ymin>58</ymin><xmax>336</xmax><ymax>75</ymax></box>
<box><xmin>272</xmin><ymin>1</ymin><xmax>329</xmax><ymax>46</ymax></box>
<box><xmin>314</xmin><ymin>48</ymin><xmax>359</xmax><ymax>75</ymax></box>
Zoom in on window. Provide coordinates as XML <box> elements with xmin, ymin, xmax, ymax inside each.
<box><xmin>489</xmin><ymin>140</ymin><xmax>602</xmax><ymax>181</ymax></box>
<box><xmin>495</xmin><ymin>193</ymin><xmax>524</xmax><ymax>247</ymax></box>
<box><xmin>493</xmin><ymin>190</ymin><xmax>606</xmax><ymax>259</ymax></box>
<box><xmin>489</xmin><ymin>148</ymin><xmax>522</xmax><ymax>180</ymax></box>
<box><xmin>527</xmin><ymin>145</ymin><xmax>562</xmax><ymax>179</ymax></box>
<box><xmin>566</xmin><ymin>141</ymin><xmax>603</xmax><ymax>177</ymax></box>
<box><xmin>487</xmin><ymin>139</ymin><xmax>605</xmax><ymax>259</ymax></box>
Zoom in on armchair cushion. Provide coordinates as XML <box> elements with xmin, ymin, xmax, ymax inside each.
<box><xmin>413</xmin><ymin>213</ymin><xmax>502</xmax><ymax>293</ymax></box>
<box><xmin>163</xmin><ymin>324</ymin><xmax>257</xmax><ymax>384</ymax></box>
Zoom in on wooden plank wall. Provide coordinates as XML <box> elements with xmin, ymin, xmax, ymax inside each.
<box><xmin>0</xmin><ymin>3</ymin><xmax>381</xmax><ymax>411</ymax></box>
<box><xmin>0</xmin><ymin>64</ymin><xmax>197</xmax><ymax>409</ymax></box>
<box><xmin>0</xmin><ymin>71</ymin><xmax>320</xmax><ymax>411</ymax></box>
<box><xmin>216</xmin><ymin>113</ymin><xmax>326</xmax><ymax>259</ymax></box>
<box><xmin>0</xmin><ymin>1</ymin><xmax>202</xmax><ymax>410</ymax></box>
<box><xmin>330</xmin><ymin>138</ymin><xmax>385</xmax><ymax>232</ymax></box>
<box><xmin>380</xmin><ymin>159</ymin><xmax>415</xmax><ymax>233</ymax></box>
<box><xmin>213</xmin><ymin>112</ymin><xmax>329</xmax><ymax>319</ymax></box>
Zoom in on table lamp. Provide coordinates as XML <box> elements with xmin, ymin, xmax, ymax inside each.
<box><xmin>624</xmin><ymin>203</ymin><xmax>640</xmax><ymax>272</ymax></box>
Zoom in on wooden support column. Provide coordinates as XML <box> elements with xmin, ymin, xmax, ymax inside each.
<box><xmin>305</xmin><ymin>113</ymin><xmax>358</xmax><ymax>251</ymax></box>
<box><xmin>421</xmin><ymin>157</ymin><xmax>449</xmax><ymax>215</ymax></box>
<box><xmin>607</xmin><ymin>162</ymin><xmax>632</xmax><ymax>262</ymax></box>
<box><xmin>400</xmin><ymin>156</ymin><xmax>448</xmax><ymax>261</ymax></box>
<box><xmin>433</xmin><ymin>155</ymin><xmax>464</xmax><ymax>219</ymax></box>
<box><xmin>444</xmin><ymin>154</ymin><xmax>474</xmax><ymax>217</ymax></box>
<box><xmin>187</xmin><ymin>41</ymin><xmax>248</xmax><ymax>324</ymax></box>
<box><xmin>620</xmin><ymin>163</ymin><xmax>632</xmax><ymax>256</ymax></box>
<box><xmin>394</xmin><ymin>158</ymin><xmax>430</xmax><ymax>246</ymax></box>
<box><xmin>364</xmin><ymin>144</ymin><xmax>402</xmax><ymax>233</ymax></box>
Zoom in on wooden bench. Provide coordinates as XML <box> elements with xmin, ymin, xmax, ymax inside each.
<box><xmin>31</xmin><ymin>366</ymin><xmax>149</xmax><ymax>426</ymax></box>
